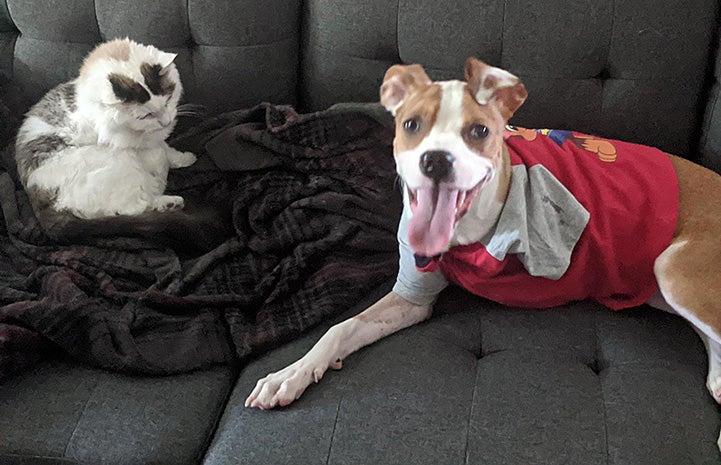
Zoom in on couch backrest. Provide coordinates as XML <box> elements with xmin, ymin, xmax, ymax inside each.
<box><xmin>300</xmin><ymin>0</ymin><xmax>719</xmax><ymax>157</ymax></box>
<box><xmin>1</xmin><ymin>0</ymin><xmax>719</xmax><ymax>159</ymax></box>
<box><xmin>0</xmin><ymin>0</ymin><xmax>300</xmax><ymax>114</ymax></box>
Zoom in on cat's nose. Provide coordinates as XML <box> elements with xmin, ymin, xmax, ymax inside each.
<box><xmin>158</xmin><ymin>114</ymin><xmax>173</xmax><ymax>127</ymax></box>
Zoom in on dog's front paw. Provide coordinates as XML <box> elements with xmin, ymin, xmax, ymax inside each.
<box><xmin>168</xmin><ymin>150</ymin><xmax>197</xmax><ymax>169</ymax></box>
<box><xmin>245</xmin><ymin>357</ymin><xmax>342</xmax><ymax>409</ymax></box>
<box><xmin>707</xmin><ymin>374</ymin><xmax>721</xmax><ymax>403</ymax></box>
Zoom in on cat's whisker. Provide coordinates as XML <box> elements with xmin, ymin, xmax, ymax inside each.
<box><xmin>176</xmin><ymin>104</ymin><xmax>205</xmax><ymax>117</ymax></box>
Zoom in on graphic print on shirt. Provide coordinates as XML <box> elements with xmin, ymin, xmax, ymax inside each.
<box><xmin>505</xmin><ymin>126</ymin><xmax>618</xmax><ymax>163</ymax></box>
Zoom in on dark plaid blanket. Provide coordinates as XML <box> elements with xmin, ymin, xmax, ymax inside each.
<box><xmin>0</xmin><ymin>102</ymin><xmax>402</xmax><ymax>377</ymax></box>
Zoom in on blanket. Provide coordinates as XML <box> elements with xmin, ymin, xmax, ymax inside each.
<box><xmin>0</xmin><ymin>102</ymin><xmax>402</xmax><ymax>377</ymax></box>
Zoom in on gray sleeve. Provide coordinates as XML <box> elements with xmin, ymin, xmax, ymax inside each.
<box><xmin>392</xmin><ymin>205</ymin><xmax>449</xmax><ymax>306</ymax></box>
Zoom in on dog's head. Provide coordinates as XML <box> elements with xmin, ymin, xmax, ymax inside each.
<box><xmin>380</xmin><ymin>57</ymin><xmax>527</xmax><ymax>257</ymax></box>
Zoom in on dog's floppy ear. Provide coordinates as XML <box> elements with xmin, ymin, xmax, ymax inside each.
<box><xmin>380</xmin><ymin>64</ymin><xmax>432</xmax><ymax>115</ymax></box>
<box><xmin>464</xmin><ymin>57</ymin><xmax>527</xmax><ymax>120</ymax></box>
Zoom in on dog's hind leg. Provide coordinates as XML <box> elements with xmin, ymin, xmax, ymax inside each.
<box><xmin>649</xmin><ymin>263</ymin><xmax>721</xmax><ymax>454</ymax></box>
<box><xmin>652</xmin><ymin>155</ymin><xmax>721</xmax><ymax>402</ymax></box>
<box><xmin>701</xmin><ymin>333</ymin><xmax>721</xmax><ymax>403</ymax></box>
<box><xmin>647</xmin><ymin>286</ymin><xmax>721</xmax><ymax>402</ymax></box>
<box><xmin>652</xmin><ymin>237</ymin><xmax>721</xmax><ymax>455</ymax></box>
<box><xmin>652</xmin><ymin>155</ymin><xmax>721</xmax><ymax>452</ymax></box>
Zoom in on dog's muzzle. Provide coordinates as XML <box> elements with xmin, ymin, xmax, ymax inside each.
<box><xmin>419</xmin><ymin>150</ymin><xmax>454</xmax><ymax>183</ymax></box>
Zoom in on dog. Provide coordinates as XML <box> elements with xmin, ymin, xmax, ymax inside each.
<box><xmin>246</xmin><ymin>57</ymin><xmax>721</xmax><ymax>448</ymax></box>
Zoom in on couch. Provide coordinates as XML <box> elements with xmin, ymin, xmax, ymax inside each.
<box><xmin>1</xmin><ymin>0</ymin><xmax>720</xmax><ymax>464</ymax></box>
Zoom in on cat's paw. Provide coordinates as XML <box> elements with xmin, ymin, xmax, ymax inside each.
<box><xmin>168</xmin><ymin>151</ymin><xmax>197</xmax><ymax>169</ymax></box>
<box><xmin>153</xmin><ymin>195</ymin><xmax>185</xmax><ymax>212</ymax></box>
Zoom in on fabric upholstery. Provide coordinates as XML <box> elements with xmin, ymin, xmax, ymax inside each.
<box><xmin>206</xmin><ymin>286</ymin><xmax>720</xmax><ymax>465</ymax></box>
<box><xmin>0</xmin><ymin>0</ymin><xmax>300</xmax><ymax>112</ymax></box>
<box><xmin>0</xmin><ymin>457</ymin><xmax>79</xmax><ymax>465</ymax></box>
<box><xmin>1</xmin><ymin>1</ymin><xmax>721</xmax><ymax>464</ymax></box>
<box><xmin>701</xmin><ymin>33</ymin><xmax>721</xmax><ymax>172</ymax></box>
<box><xmin>300</xmin><ymin>0</ymin><xmax>719</xmax><ymax>158</ymax></box>
<box><xmin>0</xmin><ymin>1</ymin><xmax>16</xmax><ymax>74</ymax></box>
<box><xmin>0</xmin><ymin>360</ymin><xmax>236</xmax><ymax>465</ymax></box>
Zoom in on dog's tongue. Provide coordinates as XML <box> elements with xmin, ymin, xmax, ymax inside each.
<box><xmin>408</xmin><ymin>187</ymin><xmax>459</xmax><ymax>257</ymax></box>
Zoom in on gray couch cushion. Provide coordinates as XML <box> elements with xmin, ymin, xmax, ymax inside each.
<box><xmin>0</xmin><ymin>457</ymin><xmax>79</xmax><ymax>465</ymax></box>
<box><xmin>203</xmin><ymin>286</ymin><xmax>720</xmax><ymax>465</ymax></box>
<box><xmin>701</xmin><ymin>32</ymin><xmax>721</xmax><ymax>172</ymax></box>
<box><xmin>300</xmin><ymin>0</ymin><xmax>718</xmax><ymax>157</ymax></box>
<box><xmin>0</xmin><ymin>0</ymin><xmax>300</xmax><ymax>112</ymax></box>
<box><xmin>0</xmin><ymin>361</ymin><xmax>236</xmax><ymax>465</ymax></box>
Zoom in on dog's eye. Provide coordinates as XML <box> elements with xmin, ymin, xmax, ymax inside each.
<box><xmin>468</xmin><ymin>124</ymin><xmax>489</xmax><ymax>140</ymax></box>
<box><xmin>403</xmin><ymin>118</ymin><xmax>421</xmax><ymax>133</ymax></box>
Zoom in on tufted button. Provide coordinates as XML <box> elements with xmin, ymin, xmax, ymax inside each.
<box><xmin>586</xmin><ymin>358</ymin><xmax>604</xmax><ymax>375</ymax></box>
<box><xmin>596</xmin><ymin>67</ymin><xmax>612</xmax><ymax>81</ymax></box>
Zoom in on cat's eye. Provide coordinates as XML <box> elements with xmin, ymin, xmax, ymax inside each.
<box><xmin>403</xmin><ymin>118</ymin><xmax>421</xmax><ymax>133</ymax></box>
<box><xmin>140</xmin><ymin>112</ymin><xmax>154</xmax><ymax>120</ymax></box>
<box><xmin>468</xmin><ymin>124</ymin><xmax>489</xmax><ymax>140</ymax></box>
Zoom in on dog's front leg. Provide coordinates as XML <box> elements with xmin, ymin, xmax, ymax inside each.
<box><xmin>245</xmin><ymin>291</ymin><xmax>432</xmax><ymax>409</ymax></box>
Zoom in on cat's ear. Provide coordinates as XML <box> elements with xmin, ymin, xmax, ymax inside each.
<box><xmin>158</xmin><ymin>52</ymin><xmax>178</xmax><ymax>74</ymax></box>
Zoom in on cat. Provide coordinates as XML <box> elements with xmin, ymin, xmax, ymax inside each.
<box><xmin>14</xmin><ymin>38</ymin><xmax>197</xmax><ymax>220</ymax></box>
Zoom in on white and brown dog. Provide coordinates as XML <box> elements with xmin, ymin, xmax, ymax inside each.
<box><xmin>247</xmin><ymin>57</ymin><xmax>721</xmax><ymax>447</ymax></box>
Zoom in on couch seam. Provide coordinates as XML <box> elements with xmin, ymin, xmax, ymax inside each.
<box><xmin>700</xmin><ymin>83</ymin><xmax>719</xmax><ymax>160</ymax></box>
<box><xmin>604</xmin><ymin>0</ymin><xmax>617</xmax><ymax>70</ymax></box>
<box><xmin>1</xmin><ymin>0</ymin><xmax>16</xmax><ymax>31</ymax></box>
<box><xmin>463</xmin><ymin>307</ymin><xmax>483</xmax><ymax>463</ymax></box>
<box><xmin>310</xmin><ymin>43</ymin><xmax>395</xmax><ymax>63</ymax></box>
<box><xmin>594</xmin><ymin>313</ymin><xmax>610</xmax><ymax>465</ymax></box>
<box><xmin>462</xmin><ymin>361</ymin><xmax>479</xmax><ymax>465</ymax></box>
<box><xmin>187</xmin><ymin>0</ymin><xmax>196</xmax><ymax>107</ymax></box>
<box><xmin>7</xmin><ymin>31</ymin><xmax>16</xmax><ymax>76</ymax></box>
<box><xmin>197</xmin><ymin>368</ymin><xmax>241</xmax><ymax>465</ymax></box>
<box><xmin>11</xmin><ymin>37</ymin><xmax>98</xmax><ymax>46</ymax></box>
<box><xmin>3</xmin><ymin>0</ymin><xmax>17</xmax><ymax>78</ymax></box>
<box><xmin>186</xmin><ymin>0</ymin><xmax>191</xmax><ymax>44</ymax></box>
<box><xmin>62</xmin><ymin>377</ymin><xmax>105</xmax><ymax>460</ymax></box>
<box><xmin>601</xmin><ymin>0</ymin><xmax>617</xmax><ymax>114</ymax></box>
<box><xmin>194</xmin><ymin>36</ymin><xmax>296</xmax><ymax>49</ymax></box>
<box><xmin>693</xmin><ymin>3</ymin><xmax>721</xmax><ymax>161</ymax></box>
<box><xmin>325</xmin><ymin>394</ymin><xmax>343</xmax><ymax>465</ymax></box>
<box><xmin>395</xmin><ymin>0</ymin><xmax>400</xmax><ymax>62</ymax></box>
<box><xmin>325</xmin><ymin>349</ymin><xmax>358</xmax><ymax>465</ymax></box>
<box><xmin>477</xmin><ymin>305</ymin><xmax>484</xmax><ymax>359</ymax></box>
<box><xmin>1</xmin><ymin>453</ymin><xmax>78</xmax><ymax>464</ymax></box>
<box><xmin>91</xmin><ymin>0</ymin><xmax>101</xmax><ymax>42</ymax></box>
<box><xmin>499</xmin><ymin>0</ymin><xmax>507</xmax><ymax>66</ymax></box>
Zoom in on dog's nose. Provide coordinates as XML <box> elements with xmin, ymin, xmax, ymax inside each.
<box><xmin>419</xmin><ymin>150</ymin><xmax>455</xmax><ymax>183</ymax></box>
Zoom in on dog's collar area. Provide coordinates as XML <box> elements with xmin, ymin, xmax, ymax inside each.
<box><xmin>413</xmin><ymin>254</ymin><xmax>440</xmax><ymax>268</ymax></box>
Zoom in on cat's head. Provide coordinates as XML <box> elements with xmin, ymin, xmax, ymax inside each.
<box><xmin>77</xmin><ymin>38</ymin><xmax>182</xmax><ymax>137</ymax></box>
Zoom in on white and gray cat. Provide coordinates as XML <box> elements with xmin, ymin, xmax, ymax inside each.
<box><xmin>14</xmin><ymin>38</ymin><xmax>196</xmax><ymax>219</ymax></box>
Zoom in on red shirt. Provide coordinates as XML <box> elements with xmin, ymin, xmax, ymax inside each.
<box><xmin>418</xmin><ymin>128</ymin><xmax>679</xmax><ymax>310</ymax></box>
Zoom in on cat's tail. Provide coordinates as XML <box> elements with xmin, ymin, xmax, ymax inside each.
<box><xmin>35</xmin><ymin>200</ymin><xmax>233</xmax><ymax>253</ymax></box>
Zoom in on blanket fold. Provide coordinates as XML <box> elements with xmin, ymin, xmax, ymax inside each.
<box><xmin>0</xmin><ymin>102</ymin><xmax>401</xmax><ymax>377</ymax></box>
